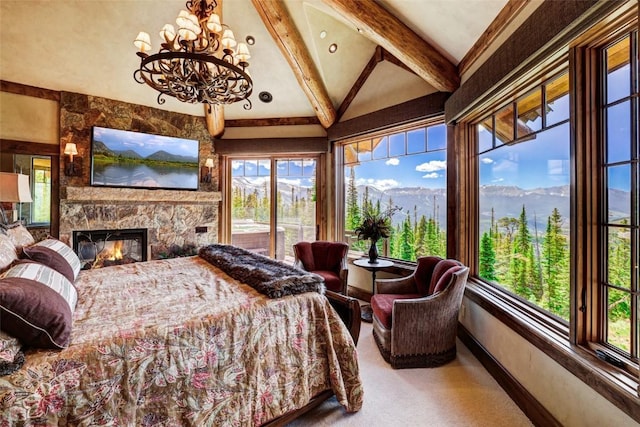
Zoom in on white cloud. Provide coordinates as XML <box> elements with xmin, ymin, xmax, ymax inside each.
<box><xmin>493</xmin><ymin>159</ymin><xmax>518</xmax><ymax>173</ymax></box>
<box><xmin>356</xmin><ymin>178</ymin><xmax>400</xmax><ymax>191</ymax></box>
<box><xmin>385</xmin><ymin>158</ymin><xmax>400</xmax><ymax>166</ymax></box>
<box><xmin>415</xmin><ymin>160</ymin><xmax>446</xmax><ymax>173</ymax></box>
<box><xmin>481</xmin><ymin>157</ymin><xmax>494</xmax><ymax>164</ymax></box>
<box><xmin>422</xmin><ymin>173</ymin><xmax>439</xmax><ymax>179</ymax></box>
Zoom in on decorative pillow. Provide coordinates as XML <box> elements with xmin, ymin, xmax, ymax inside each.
<box><xmin>0</xmin><ymin>222</ymin><xmax>35</xmax><ymax>251</ymax></box>
<box><xmin>0</xmin><ymin>233</ymin><xmax>17</xmax><ymax>272</ymax></box>
<box><xmin>0</xmin><ymin>263</ymin><xmax>77</xmax><ymax>349</ymax></box>
<box><xmin>22</xmin><ymin>238</ymin><xmax>81</xmax><ymax>283</ymax></box>
<box><xmin>0</xmin><ymin>330</ymin><xmax>22</xmax><ymax>363</ymax></box>
<box><xmin>0</xmin><ymin>330</ymin><xmax>24</xmax><ymax>376</ymax></box>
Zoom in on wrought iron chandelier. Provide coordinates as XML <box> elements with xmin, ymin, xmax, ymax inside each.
<box><xmin>133</xmin><ymin>0</ymin><xmax>253</xmax><ymax>109</ymax></box>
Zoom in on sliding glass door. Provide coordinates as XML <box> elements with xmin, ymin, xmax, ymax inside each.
<box><xmin>228</xmin><ymin>156</ymin><xmax>318</xmax><ymax>262</ymax></box>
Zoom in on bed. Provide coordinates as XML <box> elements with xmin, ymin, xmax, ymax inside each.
<box><xmin>0</xmin><ymin>241</ymin><xmax>363</xmax><ymax>426</ymax></box>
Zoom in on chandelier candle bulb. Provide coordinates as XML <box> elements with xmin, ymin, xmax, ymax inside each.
<box><xmin>133</xmin><ymin>0</ymin><xmax>252</xmax><ymax>108</ymax></box>
<box><xmin>134</xmin><ymin>32</ymin><xmax>151</xmax><ymax>53</ymax></box>
<box><xmin>160</xmin><ymin>24</ymin><xmax>176</xmax><ymax>42</ymax></box>
<box><xmin>207</xmin><ymin>14</ymin><xmax>222</xmax><ymax>33</ymax></box>
<box><xmin>221</xmin><ymin>29</ymin><xmax>237</xmax><ymax>50</ymax></box>
<box><xmin>236</xmin><ymin>43</ymin><xmax>250</xmax><ymax>62</ymax></box>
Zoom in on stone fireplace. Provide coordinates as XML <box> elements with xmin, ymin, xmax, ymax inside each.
<box><xmin>73</xmin><ymin>228</ymin><xmax>147</xmax><ymax>269</ymax></box>
<box><xmin>56</xmin><ymin>92</ymin><xmax>221</xmax><ymax>258</ymax></box>
<box><xmin>60</xmin><ymin>186</ymin><xmax>221</xmax><ymax>260</ymax></box>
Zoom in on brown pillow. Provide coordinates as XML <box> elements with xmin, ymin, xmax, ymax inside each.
<box><xmin>0</xmin><ymin>263</ymin><xmax>76</xmax><ymax>349</ymax></box>
<box><xmin>22</xmin><ymin>238</ymin><xmax>81</xmax><ymax>283</ymax></box>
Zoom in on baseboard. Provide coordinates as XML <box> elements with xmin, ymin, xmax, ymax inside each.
<box><xmin>457</xmin><ymin>324</ymin><xmax>561</xmax><ymax>427</ymax></box>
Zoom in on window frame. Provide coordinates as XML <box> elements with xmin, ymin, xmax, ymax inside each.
<box><xmin>597</xmin><ymin>29</ymin><xmax>639</xmax><ymax>360</ymax></box>
<box><xmin>474</xmin><ymin>69</ymin><xmax>572</xmax><ymax>322</ymax></box>
<box><xmin>220</xmin><ymin>153</ymin><xmax>324</xmax><ymax>257</ymax></box>
<box><xmin>334</xmin><ymin>117</ymin><xmax>448</xmax><ymax>262</ymax></box>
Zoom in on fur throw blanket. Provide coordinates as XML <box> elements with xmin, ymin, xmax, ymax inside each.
<box><xmin>199</xmin><ymin>244</ymin><xmax>325</xmax><ymax>298</ymax></box>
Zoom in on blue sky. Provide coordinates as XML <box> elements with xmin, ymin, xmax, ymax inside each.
<box><xmin>350</xmin><ymin>151</ymin><xmax>447</xmax><ymax>191</ymax></box>
<box><xmin>93</xmin><ymin>127</ymin><xmax>199</xmax><ymax>158</ymax></box>
<box><xmin>347</xmin><ymin>124</ymin><xmax>448</xmax><ymax>191</ymax></box>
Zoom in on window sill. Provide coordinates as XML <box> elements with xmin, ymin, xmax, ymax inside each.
<box><xmin>464</xmin><ymin>279</ymin><xmax>640</xmax><ymax>422</ymax></box>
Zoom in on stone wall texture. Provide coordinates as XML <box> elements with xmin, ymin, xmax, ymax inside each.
<box><xmin>58</xmin><ymin>92</ymin><xmax>220</xmax><ymax>259</ymax></box>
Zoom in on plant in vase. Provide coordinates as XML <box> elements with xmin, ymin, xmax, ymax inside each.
<box><xmin>354</xmin><ymin>206</ymin><xmax>401</xmax><ymax>263</ymax></box>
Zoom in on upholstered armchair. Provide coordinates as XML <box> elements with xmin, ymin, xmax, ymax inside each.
<box><xmin>371</xmin><ymin>256</ymin><xmax>469</xmax><ymax>368</ymax></box>
<box><xmin>293</xmin><ymin>241</ymin><xmax>349</xmax><ymax>294</ymax></box>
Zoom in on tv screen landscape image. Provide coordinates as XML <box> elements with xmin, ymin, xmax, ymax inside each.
<box><xmin>91</xmin><ymin>127</ymin><xmax>199</xmax><ymax>190</ymax></box>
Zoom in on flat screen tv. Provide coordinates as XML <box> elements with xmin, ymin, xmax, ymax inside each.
<box><xmin>90</xmin><ymin>126</ymin><xmax>199</xmax><ymax>190</ymax></box>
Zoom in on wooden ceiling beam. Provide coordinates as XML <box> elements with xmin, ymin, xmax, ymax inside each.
<box><xmin>251</xmin><ymin>0</ymin><xmax>336</xmax><ymax>128</ymax></box>
<box><xmin>337</xmin><ymin>46</ymin><xmax>383</xmax><ymax>121</ymax></box>
<box><xmin>323</xmin><ymin>0</ymin><xmax>459</xmax><ymax>93</ymax></box>
<box><xmin>225</xmin><ymin>116</ymin><xmax>320</xmax><ymax>127</ymax></box>
<box><xmin>205</xmin><ymin>104</ymin><xmax>225</xmax><ymax>138</ymax></box>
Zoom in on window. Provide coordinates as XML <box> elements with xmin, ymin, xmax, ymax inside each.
<box><xmin>476</xmin><ymin>72</ymin><xmax>571</xmax><ymax>320</ymax></box>
<box><xmin>228</xmin><ymin>157</ymin><xmax>318</xmax><ymax>261</ymax></box>
<box><xmin>15</xmin><ymin>155</ymin><xmax>51</xmax><ymax>225</ymax></box>
<box><xmin>455</xmin><ymin>3</ymin><xmax>640</xmax><ymax>417</ymax></box>
<box><xmin>601</xmin><ymin>31</ymin><xmax>639</xmax><ymax>357</ymax></box>
<box><xmin>339</xmin><ymin>121</ymin><xmax>447</xmax><ymax>262</ymax></box>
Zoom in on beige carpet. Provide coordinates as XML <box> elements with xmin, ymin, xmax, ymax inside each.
<box><xmin>288</xmin><ymin>322</ymin><xmax>533</xmax><ymax>426</ymax></box>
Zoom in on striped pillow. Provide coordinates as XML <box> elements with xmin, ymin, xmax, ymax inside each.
<box><xmin>22</xmin><ymin>238</ymin><xmax>81</xmax><ymax>283</ymax></box>
<box><xmin>0</xmin><ymin>233</ymin><xmax>17</xmax><ymax>273</ymax></box>
<box><xmin>0</xmin><ymin>263</ymin><xmax>77</xmax><ymax>348</ymax></box>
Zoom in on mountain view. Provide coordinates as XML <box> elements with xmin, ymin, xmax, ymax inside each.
<box><xmin>92</xmin><ymin>139</ymin><xmax>198</xmax><ymax>164</ymax></box>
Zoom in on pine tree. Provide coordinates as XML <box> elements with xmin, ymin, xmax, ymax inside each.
<box><xmin>398</xmin><ymin>217</ymin><xmax>414</xmax><ymax>260</ymax></box>
<box><xmin>345</xmin><ymin>167</ymin><xmax>360</xmax><ymax>231</ymax></box>
<box><xmin>541</xmin><ymin>208</ymin><xmax>569</xmax><ymax>317</ymax></box>
<box><xmin>510</xmin><ymin>205</ymin><xmax>536</xmax><ymax>300</ymax></box>
<box><xmin>414</xmin><ymin>215</ymin><xmax>428</xmax><ymax>257</ymax></box>
<box><xmin>479</xmin><ymin>231</ymin><xmax>497</xmax><ymax>280</ymax></box>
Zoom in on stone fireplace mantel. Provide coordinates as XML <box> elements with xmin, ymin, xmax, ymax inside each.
<box><xmin>64</xmin><ymin>186</ymin><xmax>221</xmax><ymax>203</ymax></box>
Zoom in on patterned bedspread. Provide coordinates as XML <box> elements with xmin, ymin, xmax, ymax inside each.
<box><xmin>0</xmin><ymin>256</ymin><xmax>363</xmax><ymax>426</ymax></box>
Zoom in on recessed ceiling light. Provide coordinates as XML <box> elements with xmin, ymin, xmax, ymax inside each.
<box><xmin>320</xmin><ymin>30</ymin><xmax>327</xmax><ymax>39</ymax></box>
<box><xmin>246</xmin><ymin>35</ymin><xmax>255</xmax><ymax>45</ymax></box>
<box><xmin>259</xmin><ymin>91</ymin><xmax>273</xmax><ymax>103</ymax></box>
<box><xmin>328</xmin><ymin>43</ymin><xmax>338</xmax><ymax>54</ymax></box>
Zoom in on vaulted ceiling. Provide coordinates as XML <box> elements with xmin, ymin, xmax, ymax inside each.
<box><xmin>0</xmin><ymin>0</ymin><xmax>528</xmax><ymax>138</ymax></box>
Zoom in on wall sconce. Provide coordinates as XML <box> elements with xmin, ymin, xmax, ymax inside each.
<box><xmin>201</xmin><ymin>158</ymin><xmax>214</xmax><ymax>183</ymax></box>
<box><xmin>64</xmin><ymin>143</ymin><xmax>83</xmax><ymax>176</ymax></box>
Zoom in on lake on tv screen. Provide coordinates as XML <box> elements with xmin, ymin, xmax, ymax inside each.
<box><xmin>93</xmin><ymin>163</ymin><xmax>198</xmax><ymax>189</ymax></box>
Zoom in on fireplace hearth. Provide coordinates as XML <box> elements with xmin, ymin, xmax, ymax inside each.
<box><xmin>73</xmin><ymin>228</ymin><xmax>147</xmax><ymax>269</ymax></box>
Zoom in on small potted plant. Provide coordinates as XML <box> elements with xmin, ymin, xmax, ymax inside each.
<box><xmin>354</xmin><ymin>206</ymin><xmax>400</xmax><ymax>263</ymax></box>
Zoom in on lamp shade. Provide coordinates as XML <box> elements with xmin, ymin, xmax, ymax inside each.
<box><xmin>0</xmin><ymin>172</ymin><xmax>32</xmax><ymax>203</ymax></box>
<box><xmin>64</xmin><ymin>142</ymin><xmax>78</xmax><ymax>156</ymax></box>
<box><xmin>205</xmin><ymin>158</ymin><xmax>214</xmax><ymax>168</ymax></box>
<box><xmin>134</xmin><ymin>32</ymin><xmax>152</xmax><ymax>53</ymax></box>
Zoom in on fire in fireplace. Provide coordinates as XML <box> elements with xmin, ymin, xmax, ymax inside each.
<box><xmin>73</xmin><ymin>228</ymin><xmax>148</xmax><ymax>269</ymax></box>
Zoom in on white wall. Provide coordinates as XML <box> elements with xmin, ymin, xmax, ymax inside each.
<box><xmin>0</xmin><ymin>92</ymin><xmax>58</xmax><ymax>144</ymax></box>
<box><xmin>460</xmin><ymin>297</ymin><xmax>637</xmax><ymax>426</ymax></box>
